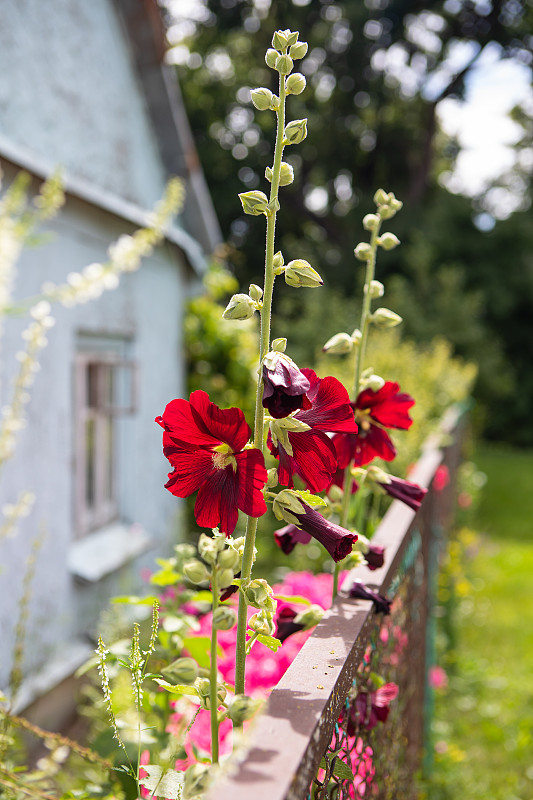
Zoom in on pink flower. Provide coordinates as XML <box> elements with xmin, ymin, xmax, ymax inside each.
<box><xmin>433</xmin><ymin>464</ymin><xmax>450</xmax><ymax>492</ymax></box>
<box><xmin>428</xmin><ymin>665</ymin><xmax>448</xmax><ymax>690</ymax></box>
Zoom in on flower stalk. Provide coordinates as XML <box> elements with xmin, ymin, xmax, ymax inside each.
<box><xmin>210</xmin><ymin>568</ymin><xmax>220</xmax><ymax>764</ymax></box>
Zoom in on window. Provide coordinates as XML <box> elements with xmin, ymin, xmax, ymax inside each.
<box><xmin>74</xmin><ymin>336</ymin><xmax>136</xmax><ymax>537</ymax></box>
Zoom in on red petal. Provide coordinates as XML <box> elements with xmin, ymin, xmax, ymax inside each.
<box><xmin>298</xmin><ymin>374</ymin><xmax>357</xmax><ymax>433</ymax></box>
<box><xmin>194</xmin><ymin>469</ymin><xmax>239</xmax><ymax>535</ymax></box>
<box><xmin>235</xmin><ymin>449</ymin><xmax>268</xmax><ymax>518</ymax></box>
<box><xmin>164</xmin><ymin>448</ymin><xmax>215</xmax><ymax>496</ymax></box>
<box><xmin>189</xmin><ymin>390</ymin><xmax>251</xmax><ymax>450</ymax></box>
<box><xmin>374</xmin><ymin>683</ymin><xmax>399</xmax><ymax>706</ymax></box>
<box><xmin>278</xmin><ymin>430</ymin><xmax>338</xmax><ymax>493</ymax></box>
<box><xmin>356</xmin><ymin>382</ymin><xmax>414</xmax><ymax>430</ymax></box>
<box><xmin>332</xmin><ymin>433</ymin><xmax>358</xmax><ymax>469</ymax></box>
<box><xmin>352</xmin><ymin>426</ymin><xmax>397</xmax><ymax>466</ymax></box>
<box><xmin>160</xmin><ymin>396</ymin><xmax>218</xmax><ymax>448</ymax></box>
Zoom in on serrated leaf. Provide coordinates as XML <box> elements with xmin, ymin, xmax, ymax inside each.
<box><xmin>273</xmin><ymin>594</ymin><xmax>311</xmax><ymax>606</ymax></box>
<box><xmin>256</xmin><ymin>634</ymin><xmax>282</xmax><ymax>652</ymax></box>
<box><xmin>153</xmin><ymin>679</ymin><xmax>198</xmax><ymax>696</ymax></box>
<box><xmin>332</xmin><ymin>758</ymin><xmax>355</xmax><ymax>781</ymax></box>
<box><xmin>139</xmin><ymin>765</ymin><xmax>185</xmax><ymax>799</ymax></box>
<box><xmin>295</xmin><ymin>490</ymin><xmax>328</xmax><ymax>508</ymax></box>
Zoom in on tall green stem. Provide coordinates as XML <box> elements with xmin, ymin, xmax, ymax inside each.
<box><xmin>332</xmin><ymin>220</ymin><xmax>382</xmax><ymax>600</ymax></box>
<box><xmin>210</xmin><ymin>569</ymin><xmax>219</xmax><ymax>764</ymax></box>
<box><xmin>234</xmin><ymin>69</ymin><xmax>287</xmax><ymax>697</ymax></box>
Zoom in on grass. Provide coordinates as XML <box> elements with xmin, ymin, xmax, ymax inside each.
<box><xmin>423</xmin><ymin>442</ymin><xmax>533</xmax><ymax>800</ymax></box>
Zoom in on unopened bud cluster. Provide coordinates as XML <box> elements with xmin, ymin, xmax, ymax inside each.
<box><xmin>183</xmin><ymin>532</ymin><xmax>242</xmax><ymax>611</ymax></box>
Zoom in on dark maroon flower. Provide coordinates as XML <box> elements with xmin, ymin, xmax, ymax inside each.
<box><xmin>262</xmin><ymin>351</ymin><xmax>311</xmax><ymax>418</ymax></box>
<box><xmin>332</xmin><ymin>381</ymin><xmax>414</xmax><ymax>468</ymax></box>
<box><xmin>365</xmin><ymin>544</ymin><xmax>385</xmax><ymax>571</ymax></box>
<box><xmin>275</xmin><ymin>607</ymin><xmax>303</xmax><ymax>643</ymax></box>
<box><xmin>273</xmin><ymin>523</ymin><xmax>312</xmax><ymax>555</ymax></box>
<box><xmin>349</xmin><ymin>683</ymin><xmax>399</xmax><ymax>733</ymax></box>
<box><xmin>156</xmin><ymin>391</ymin><xmax>267</xmax><ymax>535</ymax></box>
<box><xmin>290</xmin><ymin>502</ymin><xmax>357</xmax><ymax>563</ymax></box>
<box><xmin>220</xmin><ymin>571</ymin><xmax>241</xmax><ymax>602</ymax></box>
<box><xmin>348</xmin><ymin>581</ymin><xmax>391</xmax><ymax>614</ymax></box>
<box><xmin>269</xmin><ymin>369</ymin><xmax>358</xmax><ymax>493</ymax></box>
<box><xmin>380</xmin><ymin>476</ymin><xmax>427</xmax><ymax>511</ymax></box>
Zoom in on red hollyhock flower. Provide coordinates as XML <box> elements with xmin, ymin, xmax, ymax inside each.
<box><xmin>273</xmin><ymin>523</ymin><xmax>312</xmax><ymax>555</ymax></box>
<box><xmin>290</xmin><ymin>502</ymin><xmax>357</xmax><ymax>563</ymax></box>
<box><xmin>380</xmin><ymin>475</ymin><xmax>427</xmax><ymax>511</ymax></box>
<box><xmin>365</xmin><ymin>544</ymin><xmax>385</xmax><ymax>571</ymax></box>
<box><xmin>269</xmin><ymin>369</ymin><xmax>358</xmax><ymax>493</ymax></box>
<box><xmin>262</xmin><ymin>351</ymin><xmax>311</xmax><ymax>419</ymax></box>
<box><xmin>332</xmin><ymin>381</ymin><xmax>414</xmax><ymax>468</ymax></box>
<box><xmin>156</xmin><ymin>391</ymin><xmax>267</xmax><ymax>535</ymax></box>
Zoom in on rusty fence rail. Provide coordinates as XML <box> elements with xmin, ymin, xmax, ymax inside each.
<box><xmin>208</xmin><ymin>406</ymin><xmax>466</xmax><ymax>800</ymax></box>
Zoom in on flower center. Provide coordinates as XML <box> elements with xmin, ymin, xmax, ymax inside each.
<box><xmin>212</xmin><ymin>442</ymin><xmax>237</xmax><ymax>471</ymax></box>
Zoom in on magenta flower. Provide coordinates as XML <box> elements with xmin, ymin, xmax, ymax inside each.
<box><xmin>380</xmin><ymin>475</ymin><xmax>427</xmax><ymax>511</ymax></box>
<box><xmin>348</xmin><ymin>581</ymin><xmax>391</xmax><ymax>614</ymax></box>
<box><xmin>333</xmin><ymin>381</ymin><xmax>414</xmax><ymax>468</ymax></box>
<box><xmin>269</xmin><ymin>369</ymin><xmax>358</xmax><ymax>493</ymax></box>
<box><xmin>365</xmin><ymin>544</ymin><xmax>385</xmax><ymax>571</ymax></box>
<box><xmin>262</xmin><ymin>351</ymin><xmax>311</xmax><ymax>418</ymax></box>
<box><xmin>273</xmin><ymin>523</ymin><xmax>312</xmax><ymax>555</ymax></box>
<box><xmin>351</xmin><ymin>683</ymin><xmax>399</xmax><ymax>732</ymax></box>
<box><xmin>289</xmin><ymin>502</ymin><xmax>357</xmax><ymax>563</ymax></box>
<box><xmin>156</xmin><ymin>391</ymin><xmax>267</xmax><ymax>535</ymax></box>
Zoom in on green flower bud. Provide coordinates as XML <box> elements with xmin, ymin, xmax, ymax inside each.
<box><xmin>373</xmin><ymin>188</ymin><xmax>388</xmax><ymax>205</ymax></box>
<box><xmin>276</xmin><ymin>54</ymin><xmax>293</xmax><ymax>75</ymax></box>
<box><xmin>294</xmin><ymin>604</ymin><xmax>324</xmax><ymax>629</ymax></box>
<box><xmin>183</xmin><ymin>559</ymin><xmax>210</xmax><ymax>585</ymax></box>
<box><xmin>351</xmin><ymin>328</ymin><xmax>362</xmax><ymax>345</ymax></box>
<box><xmin>212</xmin><ymin>605</ymin><xmax>237</xmax><ymax>631</ymax></box>
<box><xmin>272</xmin><ymin>488</ymin><xmax>306</xmax><ymax>525</ymax></box>
<box><xmin>238</xmin><ymin>190</ymin><xmax>269</xmax><ymax>216</ymax></box>
<box><xmin>273</xmin><ymin>250</ymin><xmax>284</xmax><ymax>269</ymax></box>
<box><xmin>269</xmin><ymin>93</ymin><xmax>280</xmax><ymax>110</ymax></box>
<box><xmin>266</xmin><ymin>467</ymin><xmax>279</xmax><ymax>489</ymax></box>
<box><xmin>174</xmin><ymin>543</ymin><xmax>196</xmax><ymax>560</ymax></box>
<box><xmin>378</xmin><ymin>232</ymin><xmax>400</xmax><ymax>250</ymax></box>
<box><xmin>285</xmin><ymin>259</ymin><xmax>323</xmax><ymax>288</ymax></box>
<box><xmin>272</xmin><ymin>30</ymin><xmax>289</xmax><ymax>50</ymax></box>
<box><xmin>368</xmin><ymin>280</ymin><xmax>384</xmax><ymax>298</ymax></box>
<box><xmin>322</xmin><ymin>332</ymin><xmax>353</xmax><ymax>355</ymax></box>
<box><xmin>290</xmin><ymin>41</ymin><xmax>308</xmax><ymax>59</ymax></box>
<box><xmin>198</xmin><ymin>534</ymin><xmax>221</xmax><ymax>564</ymax></box>
<box><xmin>244</xmin><ymin>578</ymin><xmax>271</xmax><ymax>609</ymax></box>
<box><xmin>329</xmin><ymin>484</ymin><xmax>344</xmax><ymax>502</ymax></box>
<box><xmin>218</xmin><ymin>547</ymin><xmax>240</xmax><ymax>570</ymax></box>
<box><xmin>251</xmin><ymin>87</ymin><xmax>274</xmax><ymax>111</ymax></box>
<box><xmin>286</xmin><ymin>31</ymin><xmax>299</xmax><ymax>46</ymax></box>
<box><xmin>223</xmin><ymin>293</ymin><xmax>256</xmax><ymax>320</ymax></box>
<box><xmin>286</xmin><ymin>72</ymin><xmax>306</xmax><ymax>95</ymax></box>
<box><xmin>218</xmin><ymin>568</ymin><xmax>235</xmax><ymax>589</ymax></box>
<box><xmin>162</xmin><ymin>657</ymin><xmax>199</xmax><ymax>685</ymax></box>
<box><xmin>354</xmin><ymin>243</ymin><xmax>372</xmax><ymax>261</ymax></box>
<box><xmin>271</xmin><ymin>337</ymin><xmax>287</xmax><ymax>352</ymax></box>
<box><xmin>249</xmin><ymin>283</ymin><xmax>263</xmax><ymax>302</ymax></box>
<box><xmin>279</xmin><ymin>162</ymin><xmax>295</xmax><ymax>186</ymax></box>
<box><xmin>184</xmin><ymin>763</ymin><xmax>210</xmax><ymax>798</ymax></box>
<box><xmin>284</xmin><ymin>119</ymin><xmax>307</xmax><ymax>145</ymax></box>
<box><xmin>371</xmin><ymin>307</ymin><xmax>403</xmax><ymax>328</ymax></box>
<box><xmin>366</xmin><ymin>374</ymin><xmax>386</xmax><ymax>391</ymax></box>
<box><xmin>248</xmin><ymin>611</ymin><xmax>276</xmax><ymax>636</ymax></box>
<box><xmin>227</xmin><ymin>695</ymin><xmax>262</xmax><ymax>725</ymax></box>
<box><xmin>195</xmin><ymin>677</ymin><xmax>211</xmax><ymax>697</ymax></box>
<box><xmin>265</xmin><ymin>49</ymin><xmax>279</xmax><ymax>69</ymax></box>
<box><xmin>363</xmin><ymin>213</ymin><xmax>380</xmax><ymax>231</ymax></box>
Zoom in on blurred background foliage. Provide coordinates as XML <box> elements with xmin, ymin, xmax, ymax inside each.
<box><xmin>167</xmin><ymin>0</ymin><xmax>533</xmax><ymax>444</ymax></box>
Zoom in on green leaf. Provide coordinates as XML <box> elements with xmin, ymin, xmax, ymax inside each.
<box><xmin>112</xmin><ymin>594</ymin><xmax>160</xmax><ymax>605</ymax></box>
<box><xmin>150</xmin><ymin>567</ymin><xmax>181</xmax><ymax>586</ymax></box>
<box><xmin>183</xmin><ymin>636</ymin><xmax>216</xmax><ymax>669</ymax></box>
<box><xmin>273</xmin><ymin>593</ymin><xmax>312</xmax><ymax>606</ymax></box>
<box><xmin>370</xmin><ymin>671</ymin><xmax>386</xmax><ymax>688</ymax></box>
<box><xmin>190</xmin><ymin>590</ymin><xmax>214</xmax><ymax>604</ymax></box>
<box><xmin>293</xmin><ymin>490</ymin><xmax>328</xmax><ymax>509</ymax></box>
<box><xmin>331</xmin><ymin>758</ymin><xmax>355</xmax><ymax>781</ymax></box>
<box><xmin>153</xmin><ymin>679</ymin><xmax>198</xmax><ymax>696</ymax></box>
<box><xmin>256</xmin><ymin>634</ymin><xmax>282</xmax><ymax>652</ymax></box>
<box><xmin>139</xmin><ymin>765</ymin><xmax>185</xmax><ymax>799</ymax></box>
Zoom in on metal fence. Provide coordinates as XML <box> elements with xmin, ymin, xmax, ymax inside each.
<box><xmin>208</xmin><ymin>406</ymin><xmax>465</xmax><ymax>800</ymax></box>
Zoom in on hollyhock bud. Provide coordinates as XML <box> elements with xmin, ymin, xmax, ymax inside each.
<box><xmin>273</xmin><ymin>251</ymin><xmax>284</xmax><ymax>269</ymax></box>
<box><xmin>212</xmin><ymin>606</ymin><xmax>237</xmax><ymax>630</ymax></box>
<box><xmin>183</xmin><ymin>560</ymin><xmax>210</xmax><ymax>585</ymax></box>
<box><xmin>369</xmin><ymin>280</ymin><xmax>384</xmax><ymax>298</ymax></box>
<box><xmin>239</xmin><ymin>190</ymin><xmax>269</xmax><ymax>216</ymax></box>
<box><xmin>272</xmin><ymin>337</ymin><xmax>287</xmax><ymax>352</ymax></box>
<box><xmin>371</xmin><ymin>307</ymin><xmax>402</xmax><ymax>328</ymax></box>
<box><xmin>294</xmin><ymin>604</ymin><xmax>324</xmax><ymax>629</ymax></box>
<box><xmin>249</xmin><ymin>610</ymin><xmax>276</xmax><ymax>635</ymax></box>
<box><xmin>274</xmin><ymin>496</ymin><xmax>357</xmax><ymax>562</ymax></box>
<box><xmin>251</xmin><ymin>87</ymin><xmax>274</xmax><ymax>110</ymax></box>
<box><xmin>290</xmin><ymin>41</ymin><xmax>308</xmax><ymax>59</ymax></box>
<box><xmin>162</xmin><ymin>657</ymin><xmax>198</xmax><ymax>684</ymax></box>
<box><xmin>184</xmin><ymin>763</ymin><xmax>210</xmax><ymax>798</ymax></box>
<box><xmin>217</xmin><ymin>547</ymin><xmax>240</xmax><ymax>571</ymax></box>
<box><xmin>249</xmin><ymin>283</ymin><xmax>263</xmax><ymax>301</ymax></box>
<box><xmin>354</xmin><ymin>243</ymin><xmax>372</xmax><ymax>261</ymax></box>
<box><xmin>366</xmin><ymin>374</ymin><xmax>386</xmax><ymax>392</ymax></box>
<box><xmin>223</xmin><ymin>293</ymin><xmax>256</xmax><ymax>320</ymax></box>
<box><xmin>322</xmin><ymin>332</ymin><xmax>354</xmax><ymax>355</ymax></box>
<box><xmin>363</xmin><ymin>213</ymin><xmax>380</xmax><ymax>231</ymax></box>
<box><xmin>217</xmin><ymin>568</ymin><xmax>235</xmax><ymax>589</ymax></box>
<box><xmin>244</xmin><ymin>578</ymin><xmax>273</xmax><ymax>610</ymax></box>
<box><xmin>284</xmin><ymin>119</ymin><xmax>307</xmax><ymax>145</ymax></box>
<box><xmin>373</xmin><ymin>188</ymin><xmax>388</xmax><ymax>205</ymax></box>
<box><xmin>265</xmin><ymin>48</ymin><xmax>279</xmax><ymax>69</ymax></box>
<box><xmin>378</xmin><ymin>232</ymin><xmax>400</xmax><ymax>250</ymax></box>
<box><xmin>276</xmin><ymin>54</ymin><xmax>293</xmax><ymax>75</ymax></box>
<box><xmin>286</xmin><ymin>72</ymin><xmax>306</xmax><ymax>94</ymax></box>
<box><xmin>284</xmin><ymin>259</ymin><xmax>323</xmax><ymax>288</ymax></box>
<box><xmin>199</xmin><ymin>533</ymin><xmax>224</xmax><ymax>564</ymax></box>
<box><xmin>262</xmin><ymin>350</ymin><xmax>311</xmax><ymax>418</ymax></box>
<box><xmin>269</xmin><ymin>93</ymin><xmax>280</xmax><ymax>110</ymax></box>
<box><xmin>272</xmin><ymin>30</ymin><xmax>289</xmax><ymax>50</ymax></box>
<box><xmin>227</xmin><ymin>695</ymin><xmax>262</xmax><ymax>725</ymax></box>
<box><xmin>267</xmin><ymin>162</ymin><xmax>294</xmax><ymax>186</ymax></box>
<box><xmin>349</xmin><ymin>581</ymin><xmax>391</xmax><ymax>614</ymax></box>
<box><xmin>266</xmin><ymin>468</ymin><xmax>279</xmax><ymax>489</ymax></box>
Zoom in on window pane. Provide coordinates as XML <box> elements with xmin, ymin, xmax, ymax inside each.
<box><xmin>103</xmin><ymin>415</ymin><xmax>114</xmax><ymax>502</ymax></box>
<box><xmin>87</xmin><ymin>364</ymin><xmax>99</xmax><ymax>408</ymax></box>
<box><xmin>85</xmin><ymin>417</ymin><xmax>95</xmax><ymax>507</ymax></box>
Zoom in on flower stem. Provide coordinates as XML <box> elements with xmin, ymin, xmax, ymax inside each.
<box><xmin>234</xmin><ymin>68</ymin><xmax>287</xmax><ymax>697</ymax></box>
<box><xmin>210</xmin><ymin>569</ymin><xmax>220</xmax><ymax>764</ymax></box>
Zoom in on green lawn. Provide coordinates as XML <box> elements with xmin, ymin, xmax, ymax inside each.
<box><xmin>423</xmin><ymin>443</ymin><xmax>533</xmax><ymax>800</ymax></box>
